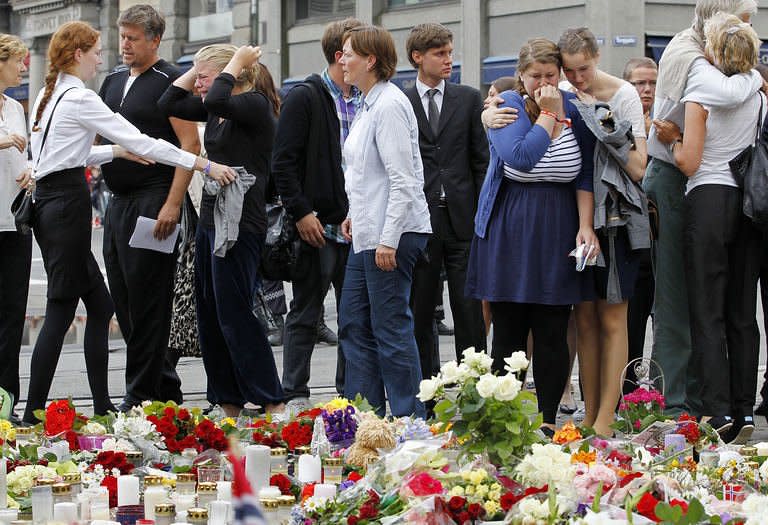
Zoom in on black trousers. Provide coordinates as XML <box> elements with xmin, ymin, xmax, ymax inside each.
<box><xmin>489</xmin><ymin>301</ymin><xmax>570</xmax><ymax>424</ymax></box>
<box><xmin>759</xmin><ymin>239</ymin><xmax>768</xmax><ymax>403</ymax></box>
<box><xmin>411</xmin><ymin>206</ymin><xmax>486</xmax><ymax>378</ymax></box>
<box><xmin>103</xmin><ymin>189</ymin><xmax>182</xmax><ymax>404</ymax></box>
<box><xmin>625</xmin><ymin>248</ymin><xmax>654</xmax><ymax>394</ymax></box>
<box><xmin>196</xmin><ymin>228</ymin><xmax>284</xmax><ymax>406</ymax></box>
<box><xmin>684</xmin><ymin>185</ymin><xmax>761</xmax><ymax>418</ymax></box>
<box><xmin>0</xmin><ymin>230</ymin><xmax>32</xmax><ymax>408</ymax></box>
<box><xmin>282</xmin><ymin>240</ymin><xmax>348</xmax><ymax>399</ymax></box>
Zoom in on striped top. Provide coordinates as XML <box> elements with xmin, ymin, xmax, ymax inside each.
<box><xmin>503</xmin><ymin>126</ymin><xmax>582</xmax><ymax>183</ymax></box>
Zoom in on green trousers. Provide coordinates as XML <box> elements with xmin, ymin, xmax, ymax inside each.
<box><xmin>643</xmin><ymin>158</ymin><xmax>701</xmax><ymax>416</ymax></box>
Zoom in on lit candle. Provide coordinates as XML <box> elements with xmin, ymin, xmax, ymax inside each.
<box><xmin>313</xmin><ymin>484</ymin><xmax>336</xmax><ymax>499</ymax></box>
<box><xmin>117</xmin><ymin>475</ymin><xmax>140</xmax><ymax>507</ymax></box>
<box><xmin>297</xmin><ymin>454</ymin><xmax>322</xmax><ymax>484</ymax></box>
<box><xmin>245</xmin><ymin>445</ymin><xmax>271</xmax><ymax>492</ymax></box>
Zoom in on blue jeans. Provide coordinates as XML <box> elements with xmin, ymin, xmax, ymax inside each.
<box><xmin>339</xmin><ymin>233</ymin><xmax>429</xmax><ymax>418</ymax></box>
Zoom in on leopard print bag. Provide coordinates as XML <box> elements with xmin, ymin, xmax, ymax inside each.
<box><xmin>168</xmin><ymin>196</ymin><xmax>201</xmax><ymax>358</ymax></box>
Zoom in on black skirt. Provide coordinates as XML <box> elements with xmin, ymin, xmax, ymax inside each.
<box><xmin>33</xmin><ymin>168</ymin><xmax>103</xmax><ymax>300</ymax></box>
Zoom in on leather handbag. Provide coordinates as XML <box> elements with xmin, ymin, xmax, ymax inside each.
<box><xmin>10</xmin><ymin>187</ymin><xmax>33</xmax><ymax>234</ymax></box>
<box><xmin>9</xmin><ymin>87</ymin><xmax>76</xmax><ymax>235</ymax></box>
<box><xmin>730</xmin><ymin>95</ymin><xmax>768</xmax><ymax>230</ymax></box>
<box><xmin>260</xmin><ymin>201</ymin><xmax>309</xmax><ymax>281</ymax></box>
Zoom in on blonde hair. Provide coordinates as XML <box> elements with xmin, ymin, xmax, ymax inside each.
<box><xmin>34</xmin><ymin>22</ymin><xmax>99</xmax><ymax>131</ymax></box>
<box><xmin>194</xmin><ymin>44</ymin><xmax>257</xmax><ymax>92</ymax></box>
<box><xmin>515</xmin><ymin>38</ymin><xmax>562</xmax><ymax>122</ymax></box>
<box><xmin>558</xmin><ymin>27</ymin><xmax>599</xmax><ymax>59</ymax></box>
<box><xmin>704</xmin><ymin>11</ymin><xmax>760</xmax><ymax>75</ymax></box>
<box><xmin>693</xmin><ymin>0</ymin><xmax>757</xmax><ymax>35</ymax></box>
<box><xmin>0</xmin><ymin>33</ymin><xmax>27</xmax><ymax>62</ymax></box>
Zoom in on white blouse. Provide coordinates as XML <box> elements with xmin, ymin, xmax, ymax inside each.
<box><xmin>29</xmin><ymin>74</ymin><xmax>196</xmax><ymax>179</ymax></box>
<box><xmin>0</xmin><ymin>94</ymin><xmax>28</xmax><ymax>231</ymax></box>
<box><xmin>343</xmin><ymin>81</ymin><xmax>431</xmax><ymax>252</ymax></box>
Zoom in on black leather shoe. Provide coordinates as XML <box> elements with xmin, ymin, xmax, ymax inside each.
<box><xmin>436</xmin><ymin>321</ymin><xmax>454</xmax><ymax>336</ymax></box>
<box><xmin>755</xmin><ymin>401</ymin><xmax>768</xmax><ymax>419</ymax></box>
<box><xmin>116</xmin><ymin>397</ymin><xmax>142</xmax><ymax>413</ymax></box>
<box><xmin>316</xmin><ymin>322</ymin><xmax>338</xmax><ymax>345</ymax></box>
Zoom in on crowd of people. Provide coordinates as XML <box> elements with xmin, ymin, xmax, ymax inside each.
<box><xmin>1</xmin><ymin>0</ymin><xmax>768</xmax><ymax>442</ymax></box>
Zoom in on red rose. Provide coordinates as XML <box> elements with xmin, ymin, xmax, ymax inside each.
<box><xmin>619</xmin><ymin>472</ymin><xmax>644</xmax><ymax>488</ymax></box>
<box><xmin>670</xmin><ymin>499</ymin><xmax>689</xmax><ymax>514</ymax></box>
<box><xmin>270</xmin><ymin>474</ymin><xmax>292</xmax><ymax>495</ymax></box>
<box><xmin>637</xmin><ymin>492</ymin><xmax>661</xmax><ymax>522</ymax></box>
<box><xmin>457</xmin><ymin>511</ymin><xmax>470</xmax><ymax>524</ymax></box>
<box><xmin>65</xmin><ymin>430</ymin><xmax>79</xmax><ymax>451</ymax></box>
<box><xmin>366</xmin><ymin>490</ymin><xmax>380</xmax><ymax>505</ymax></box>
<box><xmin>44</xmin><ymin>400</ymin><xmax>76</xmax><ymax>436</ymax></box>
<box><xmin>164</xmin><ymin>407</ymin><xmax>176</xmax><ymax>418</ymax></box>
<box><xmin>358</xmin><ymin>502</ymin><xmax>377</xmax><ymax>519</ymax></box>
<box><xmin>500</xmin><ymin>492</ymin><xmax>516</xmax><ymax>512</ymax></box>
<box><xmin>348</xmin><ymin>471</ymin><xmax>363</xmax><ymax>482</ymax></box>
<box><xmin>467</xmin><ymin>503</ymin><xmax>485</xmax><ymax>519</ymax></box>
<box><xmin>347</xmin><ymin>516</ymin><xmax>359</xmax><ymax>525</ymax></box>
<box><xmin>448</xmin><ymin>496</ymin><xmax>466</xmax><ymax>512</ymax></box>
<box><xmin>404</xmin><ymin>472</ymin><xmax>443</xmax><ymax>496</ymax></box>
<box><xmin>178</xmin><ymin>408</ymin><xmax>191</xmax><ymax>421</ymax></box>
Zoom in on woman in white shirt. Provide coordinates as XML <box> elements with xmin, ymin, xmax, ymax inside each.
<box><xmin>557</xmin><ymin>27</ymin><xmax>648</xmax><ymax>437</ymax></box>
<box><xmin>0</xmin><ymin>34</ymin><xmax>30</xmax><ymax>420</ymax></box>
<box><xmin>338</xmin><ymin>25</ymin><xmax>431</xmax><ymax>418</ymax></box>
<box><xmin>21</xmin><ymin>21</ymin><xmax>235</xmax><ymax>424</ymax></box>
<box><xmin>655</xmin><ymin>12</ymin><xmax>765</xmax><ymax>443</ymax></box>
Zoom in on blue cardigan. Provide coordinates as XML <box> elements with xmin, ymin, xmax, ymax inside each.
<box><xmin>474</xmin><ymin>89</ymin><xmax>596</xmax><ymax>238</ymax></box>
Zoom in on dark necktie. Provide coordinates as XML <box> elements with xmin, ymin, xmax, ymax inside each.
<box><xmin>427</xmin><ymin>88</ymin><xmax>440</xmax><ymax>136</ymax></box>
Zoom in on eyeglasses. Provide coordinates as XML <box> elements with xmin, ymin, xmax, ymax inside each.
<box><xmin>630</xmin><ymin>80</ymin><xmax>656</xmax><ymax>88</ymax></box>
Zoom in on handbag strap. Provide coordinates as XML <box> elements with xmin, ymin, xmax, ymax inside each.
<box><xmin>755</xmin><ymin>93</ymin><xmax>765</xmax><ymax>145</ymax></box>
<box><xmin>33</xmin><ymin>87</ymin><xmax>77</xmax><ymax>174</ymax></box>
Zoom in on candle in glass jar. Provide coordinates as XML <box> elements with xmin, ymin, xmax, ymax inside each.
<box><xmin>30</xmin><ymin>485</ymin><xmax>53</xmax><ymax>525</ymax></box>
<box><xmin>208</xmin><ymin>501</ymin><xmax>229</xmax><ymax>525</ymax></box>
<box><xmin>245</xmin><ymin>445</ymin><xmax>270</xmax><ymax>493</ymax></box>
<box><xmin>143</xmin><ymin>476</ymin><xmax>169</xmax><ymax>520</ymax></box>
<box><xmin>118</xmin><ymin>475</ymin><xmax>141</xmax><ymax>507</ymax></box>
<box><xmin>270</xmin><ymin>448</ymin><xmax>287</xmax><ymax>475</ymax></box>
<box><xmin>323</xmin><ymin>457</ymin><xmax>343</xmax><ymax>484</ymax></box>
<box><xmin>216</xmin><ymin>481</ymin><xmax>232</xmax><ymax>502</ymax></box>
<box><xmin>53</xmin><ymin>502</ymin><xmax>78</xmax><ymax>523</ymax></box>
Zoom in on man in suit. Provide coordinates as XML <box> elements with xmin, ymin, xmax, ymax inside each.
<box><xmin>405</xmin><ymin>23</ymin><xmax>489</xmax><ymax>378</ymax></box>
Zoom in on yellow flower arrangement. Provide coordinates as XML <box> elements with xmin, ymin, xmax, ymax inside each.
<box><xmin>0</xmin><ymin>419</ymin><xmax>15</xmax><ymax>442</ymax></box>
<box><xmin>323</xmin><ymin>398</ymin><xmax>349</xmax><ymax>412</ymax></box>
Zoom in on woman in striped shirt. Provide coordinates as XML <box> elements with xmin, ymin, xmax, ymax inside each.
<box><xmin>466</xmin><ymin>38</ymin><xmax>598</xmax><ymax>436</ymax></box>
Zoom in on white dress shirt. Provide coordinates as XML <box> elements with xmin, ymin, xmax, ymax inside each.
<box><xmin>416</xmin><ymin>78</ymin><xmax>444</xmax><ymax>117</ymax></box>
<box><xmin>29</xmin><ymin>74</ymin><xmax>196</xmax><ymax>179</ymax></box>
<box><xmin>343</xmin><ymin>81</ymin><xmax>431</xmax><ymax>252</ymax></box>
<box><xmin>0</xmin><ymin>94</ymin><xmax>27</xmax><ymax>231</ymax></box>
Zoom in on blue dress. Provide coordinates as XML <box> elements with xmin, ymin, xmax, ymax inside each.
<box><xmin>466</xmin><ymin>90</ymin><xmax>596</xmax><ymax>305</ymax></box>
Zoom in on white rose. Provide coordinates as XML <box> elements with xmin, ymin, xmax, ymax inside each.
<box><xmin>504</xmin><ymin>351</ymin><xmax>529</xmax><ymax>373</ymax></box>
<box><xmin>494</xmin><ymin>374</ymin><xmax>522</xmax><ymax>401</ymax></box>
<box><xmin>82</xmin><ymin>421</ymin><xmax>108</xmax><ymax>435</ymax></box>
<box><xmin>417</xmin><ymin>378</ymin><xmax>440</xmax><ymax>402</ymax></box>
<box><xmin>439</xmin><ymin>360</ymin><xmax>462</xmax><ymax>384</ymax></box>
<box><xmin>462</xmin><ymin>347</ymin><xmax>493</xmax><ymax>373</ymax></box>
<box><xmin>475</xmin><ymin>373</ymin><xmax>498</xmax><ymax>398</ymax></box>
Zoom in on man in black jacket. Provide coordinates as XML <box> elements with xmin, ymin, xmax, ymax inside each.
<box><xmin>99</xmin><ymin>4</ymin><xmax>200</xmax><ymax>410</ymax></box>
<box><xmin>272</xmin><ymin>18</ymin><xmax>363</xmax><ymax>414</ymax></box>
<box><xmin>405</xmin><ymin>23</ymin><xmax>489</xmax><ymax>378</ymax></box>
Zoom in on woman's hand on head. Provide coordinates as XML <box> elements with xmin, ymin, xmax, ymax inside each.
<box><xmin>534</xmin><ymin>85</ymin><xmax>562</xmax><ymax>113</ymax></box>
<box><xmin>233</xmin><ymin>46</ymin><xmax>262</xmax><ymax>68</ymax></box>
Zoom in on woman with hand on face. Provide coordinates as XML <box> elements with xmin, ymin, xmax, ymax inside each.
<box><xmin>22</xmin><ymin>22</ymin><xmax>235</xmax><ymax>424</ymax></box>
<box><xmin>557</xmin><ymin>27</ymin><xmax>648</xmax><ymax>437</ymax></box>
<box><xmin>337</xmin><ymin>25</ymin><xmax>431</xmax><ymax>418</ymax></box>
<box><xmin>158</xmin><ymin>44</ymin><xmax>285</xmax><ymax>417</ymax></box>
<box><xmin>466</xmin><ymin>38</ymin><xmax>599</xmax><ymax>437</ymax></box>
<box><xmin>0</xmin><ymin>34</ymin><xmax>30</xmax><ymax>420</ymax></box>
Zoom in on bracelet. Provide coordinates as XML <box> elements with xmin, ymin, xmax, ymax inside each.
<box><xmin>203</xmin><ymin>159</ymin><xmax>211</xmax><ymax>176</ymax></box>
<box><xmin>539</xmin><ymin>109</ymin><xmax>572</xmax><ymax>127</ymax></box>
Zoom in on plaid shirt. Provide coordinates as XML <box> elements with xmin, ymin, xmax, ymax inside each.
<box><xmin>321</xmin><ymin>68</ymin><xmax>362</xmax><ymax>243</ymax></box>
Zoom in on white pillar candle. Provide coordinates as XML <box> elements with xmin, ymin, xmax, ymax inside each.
<box><xmin>208</xmin><ymin>501</ymin><xmax>230</xmax><ymax>525</ymax></box>
<box><xmin>53</xmin><ymin>502</ymin><xmax>78</xmax><ymax>522</ymax></box>
<box><xmin>258</xmin><ymin>486</ymin><xmax>281</xmax><ymax>499</ymax></box>
<box><xmin>755</xmin><ymin>442</ymin><xmax>768</xmax><ymax>456</ymax></box>
<box><xmin>297</xmin><ymin>454</ymin><xmax>322</xmax><ymax>484</ymax></box>
<box><xmin>216</xmin><ymin>481</ymin><xmax>232</xmax><ymax>502</ymax></box>
<box><xmin>245</xmin><ymin>445</ymin><xmax>271</xmax><ymax>493</ymax></box>
<box><xmin>313</xmin><ymin>484</ymin><xmax>336</xmax><ymax>499</ymax></box>
<box><xmin>0</xmin><ymin>509</ymin><xmax>18</xmax><ymax>525</ymax></box>
<box><xmin>0</xmin><ymin>458</ymin><xmax>6</xmax><ymax>510</ymax></box>
<box><xmin>117</xmin><ymin>475</ymin><xmax>140</xmax><ymax>507</ymax></box>
<box><xmin>30</xmin><ymin>485</ymin><xmax>53</xmax><ymax>525</ymax></box>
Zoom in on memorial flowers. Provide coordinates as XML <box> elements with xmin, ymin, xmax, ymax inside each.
<box><xmin>615</xmin><ymin>387</ymin><xmax>666</xmax><ymax>433</ymax></box>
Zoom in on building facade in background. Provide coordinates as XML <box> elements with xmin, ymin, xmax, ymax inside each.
<box><xmin>3</xmin><ymin>0</ymin><xmax>767</xmax><ymax>108</ymax></box>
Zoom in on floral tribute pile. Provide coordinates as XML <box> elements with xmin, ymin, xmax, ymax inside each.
<box><xmin>3</xmin><ymin>350</ymin><xmax>768</xmax><ymax>524</ymax></box>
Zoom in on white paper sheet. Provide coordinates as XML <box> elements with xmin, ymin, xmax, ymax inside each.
<box><xmin>128</xmin><ymin>215</ymin><xmax>180</xmax><ymax>254</ymax></box>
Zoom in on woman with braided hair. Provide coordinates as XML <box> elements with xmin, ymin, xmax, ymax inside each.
<box><xmin>22</xmin><ymin>21</ymin><xmax>236</xmax><ymax>424</ymax></box>
<box><xmin>466</xmin><ymin>38</ymin><xmax>598</xmax><ymax>437</ymax></box>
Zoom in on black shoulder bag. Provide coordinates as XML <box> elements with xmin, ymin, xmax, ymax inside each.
<box><xmin>729</xmin><ymin>94</ymin><xmax>768</xmax><ymax>230</ymax></box>
<box><xmin>11</xmin><ymin>88</ymin><xmax>76</xmax><ymax>234</ymax></box>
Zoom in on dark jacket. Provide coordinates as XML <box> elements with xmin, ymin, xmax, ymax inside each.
<box><xmin>271</xmin><ymin>74</ymin><xmax>348</xmax><ymax>225</ymax></box>
<box><xmin>405</xmin><ymin>82</ymin><xmax>489</xmax><ymax>240</ymax></box>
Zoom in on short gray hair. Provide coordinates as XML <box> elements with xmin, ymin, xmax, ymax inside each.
<box><xmin>692</xmin><ymin>0</ymin><xmax>758</xmax><ymax>34</ymax></box>
<box><xmin>117</xmin><ymin>4</ymin><xmax>165</xmax><ymax>40</ymax></box>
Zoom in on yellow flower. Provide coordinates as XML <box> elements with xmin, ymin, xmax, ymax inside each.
<box><xmin>488</xmin><ymin>489</ymin><xmax>501</xmax><ymax>502</ymax></box>
<box><xmin>490</xmin><ymin>483</ymin><xmax>501</xmax><ymax>492</ymax></box>
<box><xmin>465</xmin><ymin>485</ymin><xmax>475</xmax><ymax>496</ymax></box>
<box><xmin>484</xmin><ymin>500</ymin><xmax>501</xmax><ymax>517</ymax></box>
<box><xmin>461</xmin><ymin>471</ymin><xmax>473</xmax><ymax>482</ymax></box>
<box><xmin>448</xmin><ymin>486</ymin><xmax>465</xmax><ymax>497</ymax></box>
<box><xmin>474</xmin><ymin>484</ymin><xmax>489</xmax><ymax>498</ymax></box>
<box><xmin>553</xmin><ymin>421</ymin><xmax>582</xmax><ymax>444</ymax></box>
<box><xmin>0</xmin><ymin>420</ymin><xmax>15</xmax><ymax>442</ymax></box>
<box><xmin>469</xmin><ymin>468</ymin><xmax>488</xmax><ymax>485</ymax></box>
<box><xmin>219</xmin><ymin>417</ymin><xmax>237</xmax><ymax>428</ymax></box>
<box><xmin>323</xmin><ymin>398</ymin><xmax>349</xmax><ymax>411</ymax></box>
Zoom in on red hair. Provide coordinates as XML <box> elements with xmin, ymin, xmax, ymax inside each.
<box><xmin>33</xmin><ymin>21</ymin><xmax>99</xmax><ymax>131</ymax></box>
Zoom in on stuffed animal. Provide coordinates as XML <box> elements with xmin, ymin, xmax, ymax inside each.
<box><xmin>345</xmin><ymin>412</ymin><xmax>396</xmax><ymax>467</ymax></box>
